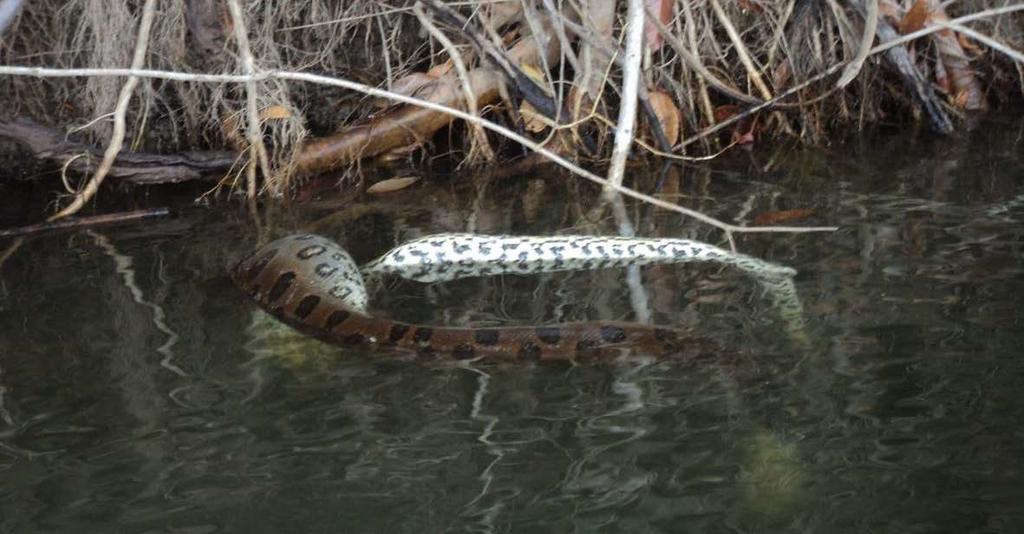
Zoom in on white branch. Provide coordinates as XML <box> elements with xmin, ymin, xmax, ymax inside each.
<box><xmin>605</xmin><ymin>0</ymin><xmax>645</xmax><ymax>197</ymax></box>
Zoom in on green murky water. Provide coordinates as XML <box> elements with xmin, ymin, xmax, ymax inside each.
<box><xmin>1</xmin><ymin>122</ymin><xmax>1022</xmax><ymax>533</ymax></box>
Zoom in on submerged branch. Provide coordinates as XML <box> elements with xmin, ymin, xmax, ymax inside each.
<box><xmin>0</xmin><ymin>207</ymin><xmax>170</xmax><ymax>238</ymax></box>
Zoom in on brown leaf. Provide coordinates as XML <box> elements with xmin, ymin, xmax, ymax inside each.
<box><xmin>713</xmin><ymin>104</ymin><xmax>740</xmax><ymax>123</ymax></box>
<box><xmin>753</xmin><ymin>208</ymin><xmax>814</xmax><ymax>226</ymax></box>
<box><xmin>899</xmin><ymin>0</ymin><xmax>929</xmax><ymax>35</ymax></box>
<box><xmin>520</xmin><ymin>101</ymin><xmax>549</xmax><ymax>133</ymax></box>
<box><xmin>259</xmin><ymin>105</ymin><xmax>292</xmax><ymax>120</ymax></box>
<box><xmin>957</xmin><ymin>32</ymin><xmax>983</xmax><ymax>55</ymax></box>
<box><xmin>426</xmin><ymin>60</ymin><xmax>452</xmax><ymax>78</ymax></box>
<box><xmin>643</xmin><ymin>0</ymin><xmax>674</xmax><ymax>51</ymax></box>
<box><xmin>738</xmin><ymin>0</ymin><xmax>763</xmax><ymax>12</ymax></box>
<box><xmin>366</xmin><ymin>176</ymin><xmax>420</xmax><ymax>194</ymax></box>
<box><xmin>953</xmin><ymin>89</ymin><xmax>970</xmax><ymax>109</ymax></box>
<box><xmin>519</xmin><ymin>62</ymin><xmax>548</xmax><ymax>89</ymax></box>
<box><xmin>647</xmin><ymin>90</ymin><xmax>680</xmax><ymax>146</ymax></box>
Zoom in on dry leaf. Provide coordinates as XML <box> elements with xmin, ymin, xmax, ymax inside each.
<box><xmin>643</xmin><ymin>0</ymin><xmax>674</xmax><ymax>51</ymax></box>
<box><xmin>899</xmin><ymin>0</ymin><xmax>928</xmax><ymax>35</ymax></box>
<box><xmin>519</xmin><ymin>62</ymin><xmax>548</xmax><ymax>88</ymax></box>
<box><xmin>738</xmin><ymin>0</ymin><xmax>763</xmax><ymax>12</ymax></box>
<box><xmin>519</xmin><ymin>101</ymin><xmax>549</xmax><ymax>133</ymax></box>
<box><xmin>713</xmin><ymin>104</ymin><xmax>740</xmax><ymax>123</ymax></box>
<box><xmin>957</xmin><ymin>32</ymin><xmax>983</xmax><ymax>55</ymax></box>
<box><xmin>753</xmin><ymin>208</ymin><xmax>814</xmax><ymax>226</ymax></box>
<box><xmin>259</xmin><ymin>105</ymin><xmax>291</xmax><ymax>120</ymax></box>
<box><xmin>647</xmin><ymin>90</ymin><xmax>680</xmax><ymax>146</ymax></box>
<box><xmin>953</xmin><ymin>89</ymin><xmax>970</xmax><ymax>109</ymax></box>
<box><xmin>426</xmin><ymin>60</ymin><xmax>453</xmax><ymax>78</ymax></box>
<box><xmin>367</xmin><ymin>176</ymin><xmax>420</xmax><ymax>194</ymax></box>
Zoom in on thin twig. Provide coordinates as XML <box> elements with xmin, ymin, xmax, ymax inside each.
<box><xmin>226</xmin><ymin>0</ymin><xmax>272</xmax><ymax>198</ymax></box>
<box><xmin>709</xmin><ymin>0</ymin><xmax>774</xmax><ymax>100</ymax></box>
<box><xmin>605</xmin><ymin>0</ymin><xmax>645</xmax><ymax>197</ymax></box>
<box><xmin>645</xmin><ymin>4</ymin><xmax>762</xmax><ymax>105</ymax></box>
<box><xmin>47</xmin><ymin>0</ymin><xmax>157</xmax><ymax>221</ymax></box>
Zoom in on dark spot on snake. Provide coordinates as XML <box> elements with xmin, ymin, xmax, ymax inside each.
<box><xmin>518</xmin><ymin>341</ymin><xmax>541</xmax><ymax>360</ymax></box>
<box><xmin>413</xmin><ymin>327</ymin><xmax>434</xmax><ymax>343</ymax></box>
<box><xmin>315</xmin><ymin>263</ymin><xmax>338</xmax><ymax>277</ymax></box>
<box><xmin>388</xmin><ymin>323</ymin><xmax>410</xmax><ymax>343</ymax></box>
<box><xmin>324</xmin><ymin>309</ymin><xmax>351</xmax><ymax>330</ymax></box>
<box><xmin>417</xmin><ymin>345</ymin><xmax>438</xmax><ymax>359</ymax></box>
<box><xmin>535</xmin><ymin>326</ymin><xmax>561</xmax><ymax>345</ymax></box>
<box><xmin>297</xmin><ymin>245</ymin><xmax>327</xmax><ymax>259</ymax></box>
<box><xmin>452</xmin><ymin>344</ymin><xmax>476</xmax><ymax>360</ymax></box>
<box><xmin>654</xmin><ymin>328</ymin><xmax>678</xmax><ymax>346</ymax></box>
<box><xmin>342</xmin><ymin>332</ymin><xmax>365</xmax><ymax>346</ymax></box>
<box><xmin>600</xmin><ymin>325</ymin><xmax>627</xmax><ymax>343</ymax></box>
<box><xmin>474</xmin><ymin>329</ymin><xmax>499</xmax><ymax>346</ymax></box>
<box><xmin>294</xmin><ymin>295</ymin><xmax>320</xmax><ymax>319</ymax></box>
<box><xmin>244</xmin><ymin>249</ymin><xmax>277</xmax><ymax>281</ymax></box>
<box><xmin>267</xmin><ymin>272</ymin><xmax>296</xmax><ymax>303</ymax></box>
<box><xmin>576</xmin><ymin>339</ymin><xmax>600</xmax><ymax>354</ymax></box>
<box><xmin>293</xmin><ymin>234</ymin><xmax>316</xmax><ymax>241</ymax></box>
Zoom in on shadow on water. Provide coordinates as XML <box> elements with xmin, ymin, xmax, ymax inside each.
<box><xmin>0</xmin><ymin>119</ymin><xmax>1022</xmax><ymax>532</ymax></box>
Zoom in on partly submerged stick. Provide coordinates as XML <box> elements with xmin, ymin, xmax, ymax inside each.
<box><xmin>0</xmin><ymin>208</ymin><xmax>170</xmax><ymax>238</ymax></box>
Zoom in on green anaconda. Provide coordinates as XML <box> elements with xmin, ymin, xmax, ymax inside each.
<box><xmin>231</xmin><ymin>233</ymin><xmax>798</xmax><ymax>361</ymax></box>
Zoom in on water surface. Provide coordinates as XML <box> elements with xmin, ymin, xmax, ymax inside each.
<box><xmin>1</xmin><ymin>122</ymin><xmax>1022</xmax><ymax>533</ymax></box>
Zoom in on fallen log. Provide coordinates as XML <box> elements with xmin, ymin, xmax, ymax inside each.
<box><xmin>0</xmin><ymin>118</ymin><xmax>237</xmax><ymax>184</ymax></box>
<box><xmin>292</xmin><ymin>21</ymin><xmax>560</xmax><ymax>176</ymax></box>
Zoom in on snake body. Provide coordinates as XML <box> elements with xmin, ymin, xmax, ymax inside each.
<box><xmin>232</xmin><ymin>234</ymin><xmax>695</xmax><ymax>361</ymax></box>
<box><xmin>361</xmin><ymin>233</ymin><xmax>796</xmax><ymax>282</ymax></box>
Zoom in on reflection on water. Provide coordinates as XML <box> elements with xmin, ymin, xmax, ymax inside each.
<box><xmin>1</xmin><ymin>121</ymin><xmax>1023</xmax><ymax>532</ymax></box>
